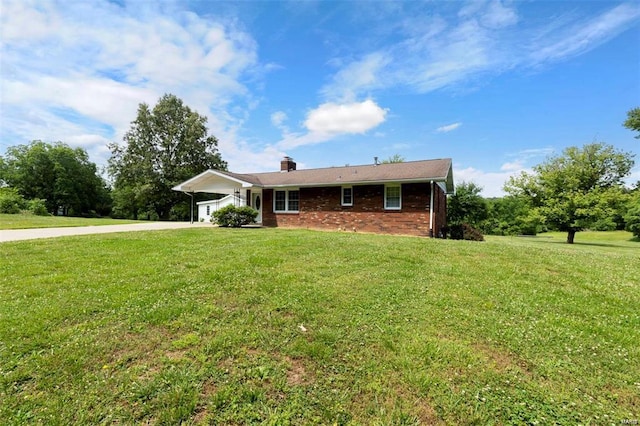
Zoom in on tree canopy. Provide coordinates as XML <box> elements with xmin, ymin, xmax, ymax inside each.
<box><xmin>447</xmin><ymin>181</ymin><xmax>488</xmax><ymax>228</ymax></box>
<box><xmin>505</xmin><ymin>143</ymin><xmax>635</xmax><ymax>243</ymax></box>
<box><xmin>0</xmin><ymin>140</ymin><xmax>110</xmax><ymax>216</ymax></box>
<box><xmin>623</xmin><ymin>107</ymin><xmax>640</xmax><ymax>139</ymax></box>
<box><xmin>108</xmin><ymin>94</ymin><xmax>227</xmax><ymax>220</ymax></box>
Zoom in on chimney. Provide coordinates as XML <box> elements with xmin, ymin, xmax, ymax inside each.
<box><xmin>280</xmin><ymin>156</ymin><xmax>296</xmax><ymax>172</ymax></box>
<box><xmin>374</xmin><ymin>156</ymin><xmax>379</xmax><ymax>165</ymax></box>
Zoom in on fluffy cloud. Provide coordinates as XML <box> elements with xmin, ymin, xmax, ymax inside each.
<box><xmin>0</xmin><ymin>0</ymin><xmax>259</xmax><ymax>166</ymax></box>
<box><xmin>276</xmin><ymin>100</ymin><xmax>388</xmax><ymax>149</ymax></box>
<box><xmin>304</xmin><ymin>100</ymin><xmax>387</xmax><ymax>135</ymax></box>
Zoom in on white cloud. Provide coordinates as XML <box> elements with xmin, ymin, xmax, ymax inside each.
<box><xmin>275</xmin><ymin>100</ymin><xmax>388</xmax><ymax>150</ymax></box>
<box><xmin>271</xmin><ymin>111</ymin><xmax>288</xmax><ymax>127</ymax></box>
<box><xmin>528</xmin><ymin>3</ymin><xmax>640</xmax><ymax>64</ymax></box>
<box><xmin>455</xmin><ymin>146</ymin><xmax>557</xmax><ymax>197</ymax></box>
<box><xmin>436</xmin><ymin>122</ymin><xmax>462</xmax><ymax>133</ymax></box>
<box><xmin>500</xmin><ymin>160</ymin><xmax>525</xmax><ymax>172</ymax></box>
<box><xmin>320</xmin><ymin>2</ymin><xmax>638</xmax><ymax>99</ymax></box>
<box><xmin>481</xmin><ymin>0</ymin><xmax>519</xmax><ymax>29</ymax></box>
<box><xmin>455</xmin><ymin>165</ymin><xmax>526</xmax><ymax>198</ymax></box>
<box><xmin>304</xmin><ymin>100</ymin><xmax>387</xmax><ymax>135</ymax></box>
<box><xmin>0</xmin><ymin>0</ymin><xmax>259</xmax><ymax>167</ymax></box>
<box><xmin>321</xmin><ymin>53</ymin><xmax>390</xmax><ymax>101</ymax></box>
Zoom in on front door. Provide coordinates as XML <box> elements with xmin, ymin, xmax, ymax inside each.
<box><xmin>251</xmin><ymin>190</ymin><xmax>262</xmax><ymax>223</ymax></box>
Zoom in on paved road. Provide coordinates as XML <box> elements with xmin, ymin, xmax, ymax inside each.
<box><xmin>0</xmin><ymin>222</ymin><xmax>210</xmax><ymax>243</ymax></box>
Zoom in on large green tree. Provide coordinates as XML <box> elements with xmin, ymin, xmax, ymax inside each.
<box><xmin>1</xmin><ymin>140</ymin><xmax>111</xmax><ymax>216</ymax></box>
<box><xmin>505</xmin><ymin>143</ymin><xmax>635</xmax><ymax>243</ymax></box>
<box><xmin>447</xmin><ymin>181</ymin><xmax>488</xmax><ymax>228</ymax></box>
<box><xmin>623</xmin><ymin>107</ymin><xmax>640</xmax><ymax>139</ymax></box>
<box><xmin>108</xmin><ymin>94</ymin><xmax>227</xmax><ymax>220</ymax></box>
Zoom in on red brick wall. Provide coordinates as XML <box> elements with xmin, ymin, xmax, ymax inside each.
<box><xmin>261</xmin><ymin>183</ymin><xmax>447</xmax><ymax>237</ymax></box>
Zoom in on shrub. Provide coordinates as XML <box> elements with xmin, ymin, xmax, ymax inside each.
<box><xmin>212</xmin><ymin>205</ymin><xmax>258</xmax><ymax>227</ymax></box>
<box><xmin>28</xmin><ymin>199</ymin><xmax>49</xmax><ymax>216</ymax></box>
<box><xmin>443</xmin><ymin>223</ymin><xmax>485</xmax><ymax>241</ymax></box>
<box><xmin>0</xmin><ymin>188</ymin><xmax>27</xmax><ymax>214</ymax></box>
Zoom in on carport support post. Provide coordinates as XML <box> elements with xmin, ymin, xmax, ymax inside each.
<box><xmin>185</xmin><ymin>191</ymin><xmax>194</xmax><ymax>224</ymax></box>
<box><xmin>182</xmin><ymin>191</ymin><xmax>195</xmax><ymax>224</ymax></box>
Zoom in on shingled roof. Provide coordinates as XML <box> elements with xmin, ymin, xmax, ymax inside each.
<box><xmin>173</xmin><ymin>158</ymin><xmax>454</xmax><ymax>194</ymax></box>
<box><xmin>224</xmin><ymin>158</ymin><xmax>453</xmax><ymax>191</ymax></box>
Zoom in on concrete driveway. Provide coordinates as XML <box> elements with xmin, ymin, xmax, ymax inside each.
<box><xmin>0</xmin><ymin>222</ymin><xmax>210</xmax><ymax>243</ymax></box>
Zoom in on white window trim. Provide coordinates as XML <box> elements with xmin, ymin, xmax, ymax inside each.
<box><xmin>384</xmin><ymin>184</ymin><xmax>402</xmax><ymax>210</ymax></box>
<box><xmin>341</xmin><ymin>186</ymin><xmax>353</xmax><ymax>207</ymax></box>
<box><xmin>273</xmin><ymin>188</ymin><xmax>300</xmax><ymax>213</ymax></box>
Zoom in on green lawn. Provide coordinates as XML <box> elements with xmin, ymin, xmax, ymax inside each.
<box><xmin>1</xmin><ymin>229</ymin><xmax>638</xmax><ymax>424</ymax></box>
<box><xmin>0</xmin><ymin>213</ymin><xmax>140</xmax><ymax>229</ymax></box>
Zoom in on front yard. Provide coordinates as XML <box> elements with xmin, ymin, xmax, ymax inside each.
<box><xmin>1</xmin><ymin>228</ymin><xmax>638</xmax><ymax>424</ymax></box>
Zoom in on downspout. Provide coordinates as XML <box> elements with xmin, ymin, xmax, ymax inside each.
<box><xmin>182</xmin><ymin>191</ymin><xmax>194</xmax><ymax>224</ymax></box>
<box><xmin>429</xmin><ymin>181</ymin><xmax>434</xmax><ymax>238</ymax></box>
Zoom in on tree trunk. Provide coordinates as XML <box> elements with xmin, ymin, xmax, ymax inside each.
<box><xmin>567</xmin><ymin>229</ymin><xmax>576</xmax><ymax>244</ymax></box>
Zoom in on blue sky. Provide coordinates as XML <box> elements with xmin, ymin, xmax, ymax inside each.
<box><xmin>1</xmin><ymin>0</ymin><xmax>639</xmax><ymax>196</ymax></box>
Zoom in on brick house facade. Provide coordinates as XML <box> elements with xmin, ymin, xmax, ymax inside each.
<box><xmin>260</xmin><ymin>183</ymin><xmax>447</xmax><ymax>236</ymax></box>
<box><xmin>173</xmin><ymin>157</ymin><xmax>453</xmax><ymax>237</ymax></box>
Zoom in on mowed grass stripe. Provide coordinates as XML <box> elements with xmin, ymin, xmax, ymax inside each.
<box><xmin>1</xmin><ymin>228</ymin><xmax>638</xmax><ymax>424</ymax></box>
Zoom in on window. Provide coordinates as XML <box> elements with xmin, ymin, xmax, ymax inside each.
<box><xmin>341</xmin><ymin>186</ymin><xmax>353</xmax><ymax>206</ymax></box>
<box><xmin>274</xmin><ymin>189</ymin><xmax>300</xmax><ymax>212</ymax></box>
<box><xmin>384</xmin><ymin>184</ymin><xmax>401</xmax><ymax>210</ymax></box>
<box><xmin>275</xmin><ymin>190</ymin><xmax>286</xmax><ymax>211</ymax></box>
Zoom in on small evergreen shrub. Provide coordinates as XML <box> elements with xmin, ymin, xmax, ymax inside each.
<box><xmin>28</xmin><ymin>199</ymin><xmax>49</xmax><ymax>216</ymax></box>
<box><xmin>212</xmin><ymin>205</ymin><xmax>258</xmax><ymax>227</ymax></box>
<box><xmin>0</xmin><ymin>188</ymin><xmax>27</xmax><ymax>214</ymax></box>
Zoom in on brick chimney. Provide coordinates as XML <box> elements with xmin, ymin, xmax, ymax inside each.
<box><xmin>280</xmin><ymin>156</ymin><xmax>296</xmax><ymax>172</ymax></box>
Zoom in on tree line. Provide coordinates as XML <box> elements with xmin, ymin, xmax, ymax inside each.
<box><xmin>448</xmin><ymin>143</ymin><xmax>639</xmax><ymax>243</ymax></box>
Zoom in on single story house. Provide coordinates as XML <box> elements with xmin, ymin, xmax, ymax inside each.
<box><xmin>173</xmin><ymin>157</ymin><xmax>454</xmax><ymax>237</ymax></box>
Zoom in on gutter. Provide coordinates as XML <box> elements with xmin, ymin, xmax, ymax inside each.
<box><xmin>429</xmin><ymin>181</ymin><xmax>434</xmax><ymax>237</ymax></box>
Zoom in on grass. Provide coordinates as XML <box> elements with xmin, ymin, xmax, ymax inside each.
<box><xmin>494</xmin><ymin>230</ymin><xmax>640</xmax><ymax>250</ymax></box>
<box><xmin>0</xmin><ymin>213</ymin><xmax>140</xmax><ymax>230</ymax></box>
<box><xmin>1</xmin><ymin>228</ymin><xmax>638</xmax><ymax>424</ymax></box>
